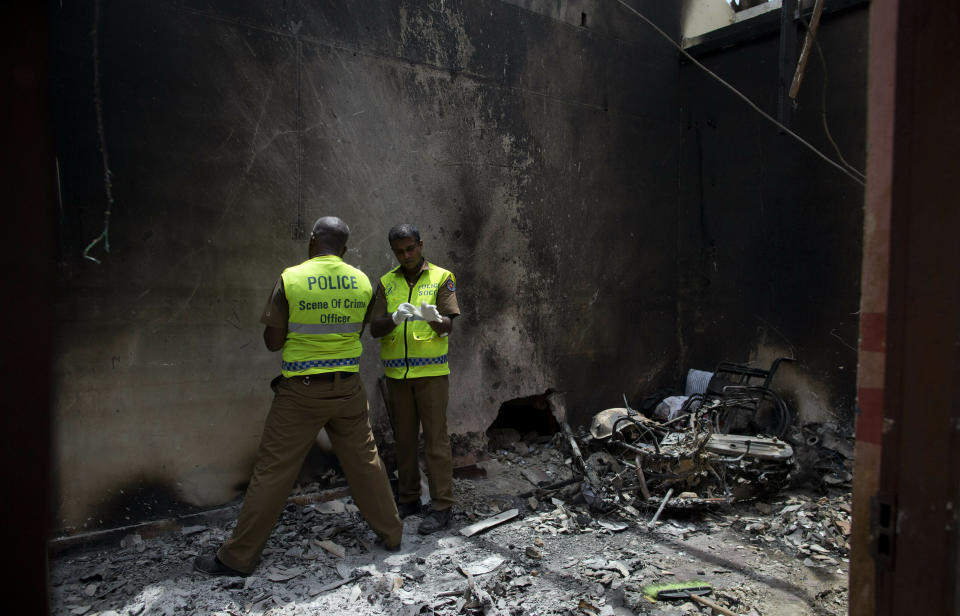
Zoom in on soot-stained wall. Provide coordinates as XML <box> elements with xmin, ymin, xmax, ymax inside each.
<box><xmin>677</xmin><ymin>7</ymin><xmax>867</xmax><ymax>426</ymax></box>
<box><xmin>50</xmin><ymin>0</ymin><xmax>680</xmax><ymax>532</ymax></box>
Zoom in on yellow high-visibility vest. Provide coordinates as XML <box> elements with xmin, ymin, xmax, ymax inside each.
<box><xmin>280</xmin><ymin>255</ymin><xmax>372</xmax><ymax>377</ymax></box>
<box><xmin>379</xmin><ymin>262</ymin><xmax>453</xmax><ymax>379</ymax></box>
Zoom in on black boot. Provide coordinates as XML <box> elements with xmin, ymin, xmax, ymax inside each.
<box><xmin>417</xmin><ymin>508</ymin><xmax>452</xmax><ymax>535</ymax></box>
<box><xmin>397</xmin><ymin>501</ymin><xmax>422</xmax><ymax>519</ymax></box>
<box><xmin>193</xmin><ymin>553</ymin><xmax>248</xmax><ymax>577</ymax></box>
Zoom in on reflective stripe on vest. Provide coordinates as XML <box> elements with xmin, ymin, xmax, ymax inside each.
<box><xmin>280</xmin><ymin>255</ymin><xmax>372</xmax><ymax>377</ymax></box>
<box><xmin>378</xmin><ymin>262</ymin><xmax>453</xmax><ymax>379</ymax></box>
<box><xmin>382</xmin><ymin>354</ymin><xmax>449</xmax><ymax>369</ymax></box>
<box><xmin>282</xmin><ymin>357</ymin><xmax>360</xmax><ymax>372</ymax></box>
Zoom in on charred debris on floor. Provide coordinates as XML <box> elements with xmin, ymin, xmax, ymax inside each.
<box><xmin>486</xmin><ymin>357</ymin><xmax>853</xmax><ymax>557</ymax></box>
<box><xmin>48</xmin><ymin>358</ymin><xmax>854</xmax><ymax>616</ymax></box>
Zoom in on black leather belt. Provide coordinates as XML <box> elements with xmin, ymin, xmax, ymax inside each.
<box><xmin>291</xmin><ymin>371</ymin><xmax>354</xmax><ymax>384</ymax></box>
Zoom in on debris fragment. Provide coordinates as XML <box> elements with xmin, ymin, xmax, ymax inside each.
<box><xmin>520</xmin><ymin>467</ymin><xmax>551</xmax><ymax>487</ymax></box>
<box><xmin>706</xmin><ymin>434</ymin><xmax>793</xmax><ymax>460</ymax></box>
<box><xmin>77</xmin><ymin>568</ymin><xmax>104</xmax><ymax>583</ymax></box>
<box><xmin>607</xmin><ymin>560</ymin><xmax>631</xmax><ymax>578</ymax></box>
<box><xmin>648</xmin><ymin>488</ymin><xmax>674</xmax><ymax>529</ymax></box>
<box><xmin>458</xmin><ymin>555</ymin><xmax>505</xmax><ymax>577</ymax></box>
<box><xmin>314</xmin><ymin>499</ymin><xmax>346</xmax><ymax>514</ymax></box>
<box><xmin>578</xmin><ymin>598</ymin><xmax>601</xmax><ymax>615</ymax></box>
<box><xmin>180</xmin><ymin>525</ymin><xmax>207</xmax><ymax>536</ymax></box>
<box><xmin>459</xmin><ymin>508</ymin><xmax>519</xmax><ymax>537</ymax></box>
<box><xmin>597</xmin><ymin>519</ymin><xmax>628</xmax><ymax>532</ymax></box>
<box><xmin>689</xmin><ymin>593</ymin><xmax>741</xmax><ymax>616</ymax></box>
<box><xmin>315</xmin><ymin>539</ymin><xmax>345</xmax><ymax>558</ymax></box>
<box><xmin>265</xmin><ymin>566</ymin><xmax>304</xmax><ymax>582</ymax></box>
<box><xmin>464</xmin><ymin>575</ymin><xmax>506</xmax><ymax>616</ymax></box>
<box><xmin>312</xmin><ymin>570</ymin><xmax>371</xmax><ymax>595</ymax></box>
<box><xmin>119</xmin><ymin>533</ymin><xmax>145</xmax><ymax>552</ymax></box>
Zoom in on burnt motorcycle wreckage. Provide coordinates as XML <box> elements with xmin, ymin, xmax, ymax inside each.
<box><xmin>562</xmin><ymin>358</ymin><xmax>797</xmax><ymax>518</ymax></box>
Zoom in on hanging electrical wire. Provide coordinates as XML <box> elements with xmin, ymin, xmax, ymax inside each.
<box><xmin>84</xmin><ymin>0</ymin><xmax>115</xmax><ymax>264</ymax></box>
<box><xmin>798</xmin><ymin>12</ymin><xmax>867</xmax><ymax>180</ymax></box>
<box><xmin>615</xmin><ymin>0</ymin><xmax>866</xmax><ymax>187</ymax></box>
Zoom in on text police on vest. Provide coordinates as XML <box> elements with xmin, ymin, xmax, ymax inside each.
<box><xmin>306</xmin><ymin>275</ymin><xmax>359</xmax><ymax>290</ymax></box>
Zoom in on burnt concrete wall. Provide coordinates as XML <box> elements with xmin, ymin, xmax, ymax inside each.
<box><xmin>50</xmin><ymin>0</ymin><xmax>680</xmax><ymax>532</ymax></box>
<box><xmin>677</xmin><ymin>7</ymin><xmax>867</xmax><ymax>426</ymax></box>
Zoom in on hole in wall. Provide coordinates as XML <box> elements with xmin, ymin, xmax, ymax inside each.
<box><xmin>581</xmin><ymin>12</ymin><xmax>588</xmax><ymax>27</ymax></box>
<box><xmin>295</xmin><ymin>429</ymin><xmax>345</xmax><ymax>487</ymax></box>
<box><xmin>486</xmin><ymin>390</ymin><xmax>561</xmax><ymax>449</ymax></box>
<box><xmin>296</xmin><ymin>445</ymin><xmax>344</xmax><ymax>487</ymax></box>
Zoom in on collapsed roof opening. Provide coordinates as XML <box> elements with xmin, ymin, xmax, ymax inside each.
<box><xmin>486</xmin><ymin>390</ymin><xmax>562</xmax><ymax>447</ymax></box>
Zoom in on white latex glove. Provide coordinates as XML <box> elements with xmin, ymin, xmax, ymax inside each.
<box><xmin>420</xmin><ymin>301</ymin><xmax>443</xmax><ymax>323</ymax></box>
<box><xmin>391</xmin><ymin>302</ymin><xmax>416</xmax><ymax>324</ymax></box>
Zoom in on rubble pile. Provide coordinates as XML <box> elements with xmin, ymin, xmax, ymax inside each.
<box><xmin>477</xmin><ymin>390</ymin><xmax>854</xmax><ymax>580</ymax></box>
<box><xmin>728</xmin><ymin>494</ymin><xmax>852</xmax><ymax>566</ymax></box>
<box><xmin>789</xmin><ymin>423</ymin><xmax>855</xmax><ymax>489</ymax></box>
<box><xmin>49</xmin><ymin>446</ymin><xmax>850</xmax><ymax>616</ymax></box>
<box><xmin>512</xmin><ymin>363</ymin><xmax>855</xmax><ymax>531</ymax></box>
<box><xmin>50</xmin><ymin>380</ymin><xmax>854</xmax><ymax>616</ymax></box>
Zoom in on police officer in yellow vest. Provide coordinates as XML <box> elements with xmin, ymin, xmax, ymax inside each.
<box><xmin>194</xmin><ymin>217</ymin><xmax>403</xmax><ymax>577</ymax></box>
<box><xmin>370</xmin><ymin>223</ymin><xmax>460</xmax><ymax>534</ymax></box>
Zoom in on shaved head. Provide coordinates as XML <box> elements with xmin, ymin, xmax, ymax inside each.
<box><xmin>309</xmin><ymin>216</ymin><xmax>350</xmax><ymax>256</ymax></box>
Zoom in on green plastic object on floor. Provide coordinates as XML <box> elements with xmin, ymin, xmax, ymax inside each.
<box><xmin>642</xmin><ymin>580</ymin><xmax>713</xmax><ymax>600</ymax></box>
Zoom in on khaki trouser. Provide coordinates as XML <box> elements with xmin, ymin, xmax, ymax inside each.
<box><xmin>218</xmin><ymin>373</ymin><xmax>402</xmax><ymax>574</ymax></box>
<box><xmin>387</xmin><ymin>375</ymin><xmax>455</xmax><ymax>511</ymax></box>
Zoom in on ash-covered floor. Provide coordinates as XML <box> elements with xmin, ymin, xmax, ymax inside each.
<box><xmin>50</xmin><ymin>443</ymin><xmax>850</xmax><ymax>616</ymax></box>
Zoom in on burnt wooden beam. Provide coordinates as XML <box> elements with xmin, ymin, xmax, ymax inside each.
<box><xmin>777</xmin><ymin>0</ymin><xmax>799</xmax><ymax>127</ymax></box>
